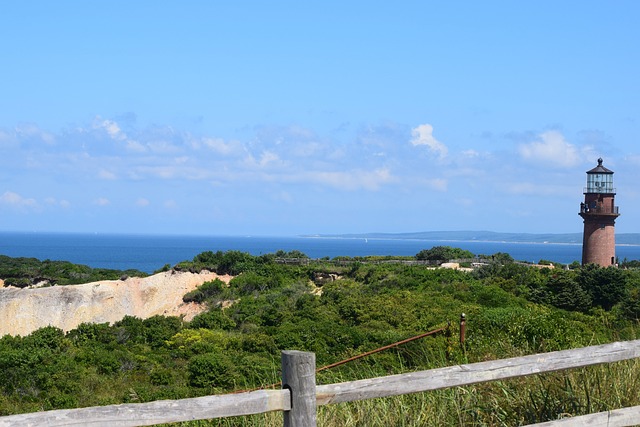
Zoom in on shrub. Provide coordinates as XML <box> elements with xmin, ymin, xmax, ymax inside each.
<box><xmin>189</xmin><ymin>309</ymin><xmax>236</xmax><ymax>330</ymax></box>
<box><xmin>142</xmin><ymin>316</ymin><xmax>183</xmax><ymax>348</ymax></box>
<box><xmin>416</xmin><ymin>246</ymin><xmax>474</xmax><ymax>261</ymax></box>
<box><xmin>187</xmin><ymin>352</ymin><xmax>237</xmax><ymax>389</ymax></box>
<box><xmin>3</xmin><ymin>277</ymin><xmax>31</xmax><ymax>288</ymax></box>
<box><xmin>182</xmin><ymin>279</ymin><xmax>226</xmax><ymax>303</ymax></box>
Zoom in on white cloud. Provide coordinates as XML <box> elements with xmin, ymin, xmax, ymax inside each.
<box><xmin>136</xmin><ymin>198</ymin><xmax>150</xmax><ymax>207</ymax></box>
<box><xmin>410</xmin><ymin>124</ymin><xmax>448</xmax><ymax>158</ymax></box>
<box><xmin>200</xmin><ymin>137</ymin><xmax>247</xmax><ymax>157</ymax></box>
<box><xmin>274</xmin><ymin>191</ymin><xmax>294</xmax><ymax>203</ymax></box>
<box><xmin>0</xmin><ymin>129</ymin><xmax>13</xmax><ymax>144</ymax></box>
<box><xmin>409</xmin><ymin>177</ymin><xmax>448</xmax><ymax>192</ymax></box>
<box><xmin>126</xmin><ymin>140</ymin><xmax>147</xmax><ymax>153</ymax></box>
<box><xmin>89</xmin><ymin>116</ymin><xmax>155</xmax><ymax>154</ymax></box>
<box><xmin>308</xmin><ymin>168</ymin><xmax>395</xmax><ymax>191</ymax></box>
<box><xmin>259</xmin><ymin>151</ymin><xmax>280</xmax><ymax>167</ymax></box>
<box><xmin>424</xmin><ymin>178</ymin><xmax>448</xmax><ymax>192</ymax></box>
<box><xmin>243</xmin><ymin>151</ymin><xmax>284</xmax><ymax>169</ymax></box>
<box><xmin>44</xmin><ymin>197</ymin><xmax>70</xmax><ymax>208</ymax></box>
<box><xmin>202</xmin><ymin>137</ymin><xmax>234</xmax><ymax>155</ymax></box>
<box><xmin>504</xmin><ymin>182</ymin><xmax>537</xmax><ymax>195</ymax></box>
<box><xmin>94</xmin><ymin>197</ymin><xmax>110</xmax><ymax>206</ymax></box>
<box><xmin>0</xmin><ymin>191</ymin><xmax>38</xmax><ymax>209</ymax></box>
<box><xmin>98</xmin><ymin>169</ymin><xmax>117</xmax><ymax>180</ymax></box>
<box><xmin>15</xmin><ymin>124</ymin><xmax>55</xmax><ymax>145</ymax></box>
<box><xmin>455</xmin><ymin>198</ymin><xmax>474</xmax><ymax>207</ymax></box>
<box><xmin>503</xmin><ymin>181</ymin><xmax>573</xmax><ymax>197</ymax></box>
<box><xmin>136</xmin><ymin>166</ymin><xmax>177</xmax><ymax>179</ymax></box>
<box><xmin>94</xmin><ymin>118</ymin><xmax>126</xmax><ymax>141</ymax></box>
<box><xmin>518</xmin><ymin>130</ymin><xmax>581</xmax><ymax>167</ymax></box>
<box><xmin>147</xmin><ymin>140</ymin><xmax>182</xmax><ymax>154</ymax></box>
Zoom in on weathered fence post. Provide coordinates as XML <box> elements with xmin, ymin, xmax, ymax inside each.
<box><xmin>281</xmin><ymin>350</ymin><xmax>316</xmax><ymax>427</ymax></box>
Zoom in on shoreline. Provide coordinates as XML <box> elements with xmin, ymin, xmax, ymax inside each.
<box><xmin>302</xmin><ymin>235</ymin><xmax>640</xmax><ymax>247</ymax></box>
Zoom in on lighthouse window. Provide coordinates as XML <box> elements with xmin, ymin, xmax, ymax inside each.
<box><xmin>600</xmin><ymin>224</ymin><xmax>606</xmax><ymax>229</ymax></box>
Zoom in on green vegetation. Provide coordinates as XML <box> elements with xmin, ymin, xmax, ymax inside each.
<box><xmin>416</xmin><ymin>246</ymin><xmax>474</xmax><ymax>261</ymax></box>
<box><xmin>0</xmin><ymin>247</ymin><xmax>639</xmax><ymax>425</ymax></box>
<box><xmin>0</xmin><ymin>255</ymin><xmax>147</xmax><ymax>287</ymax></box>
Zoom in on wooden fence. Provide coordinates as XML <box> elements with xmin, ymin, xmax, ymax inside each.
<box><xmin>1</xmin><ymin>340</ymin><xmax>639</xmax><ymax>426</ymax></box>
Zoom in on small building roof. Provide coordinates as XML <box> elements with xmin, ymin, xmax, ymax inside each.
<box><xmin>587</xmin><ymin>158</ymin><xmax>613</xmax><ymax>174</ymax></box>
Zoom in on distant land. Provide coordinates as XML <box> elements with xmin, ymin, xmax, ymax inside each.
<box><xmin>309</xmin><ymin>231</ymin><xmax>640</xmax><ymax>246</ymax></box>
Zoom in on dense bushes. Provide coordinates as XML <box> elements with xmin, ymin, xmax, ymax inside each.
<box><xmin>175</xmin><ymin>250</ymin><xmax>259</xmax><ymax>275</ymax></box>
<box><xmin>182</xmin><ymin>278</ymin><xmax>226</xmax><ymax>303</ymax></box>
<box><xmin>0</xmin><ymin>255</ymin><xmax>146</xmax><ymax>287</ymax></box>
<box><xmin>416</xmin><ymin>246</ymin><xmax>474</xmax><ymax>261</ymax></box>
<box><xmin>0</xmin><ymin>250</ymin><xmax>639</xmax><ymax>424</ymax></box>
<box><xmin>475</xmin><ymin>262</ymin><xmax>632</xmax><ymax>316</ymax></box>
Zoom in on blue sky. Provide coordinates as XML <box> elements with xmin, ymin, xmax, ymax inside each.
<box><xmin>1</xmin><ymin>1</ymin><xmax>638</xmax><ymax>236</ymax></box>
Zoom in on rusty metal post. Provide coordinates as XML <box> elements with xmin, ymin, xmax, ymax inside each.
<box><xmin>459</xmin><ymin>313</ymin><xmax>466</xmax><ymax>345</ymax></box>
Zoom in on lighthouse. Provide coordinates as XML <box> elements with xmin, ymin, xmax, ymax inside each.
<box><xmin>579</xmin><ymin>158</ymin><xmax>620</xmax><ymax>266</ymax></box>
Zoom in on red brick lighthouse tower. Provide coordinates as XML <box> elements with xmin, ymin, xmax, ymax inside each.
<box><xmin>579</xmin><ymin>158</ymin><xmax>620</xmax><ymax>266</ymax></box>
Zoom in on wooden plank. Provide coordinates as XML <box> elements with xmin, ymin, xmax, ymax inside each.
<box><xmin>1</xmin><ymin>340</ymin><xmax>639</xmax><ymax>426</ymax></box>
<box><xmin>282</xmin><ymin>350</ymin><xmax>317</xmax><ymax>427</ymax></box>
<box><xmin>316</xmin><ymin>339</ymin><xmax>640</xmax><ymax>405</ymax></box>
<box><xmin>522</xmin><ymin>405</ymin><xmax>640</xmax><ymax>427</ymax></box>
<box><xmin>0</xmin><ymin>389</ymin><xmax>290</xmax><ymax>427</ymax></box>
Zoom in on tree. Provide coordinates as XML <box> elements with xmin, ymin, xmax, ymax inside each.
<box><xmin>274</xmin><ymin>249</ymin><xmax>309</xmax><ymax>259</ymax></box>
<box><xmin>619</xmin><ymin>286</ymin><xmax>640</xmax><ymax>320</ymax></box>
<box><xmin>577</xmin><ymin>264</ymin><xmax>626</xmax><ymax>310</ymax></box>
<box><xmin>416</xmin><ymin>246</ymin><xmax>474</xmax><ymax>261</ymax></box>
<box><xmin>488</xmin><ymin>252</ymin><xmax>515</xmax><ymax>264</ymax></box>
<box><xmin>547</xmin><ymin>272</ymin><xmax>592</xmax><ymax>312</ymax></box>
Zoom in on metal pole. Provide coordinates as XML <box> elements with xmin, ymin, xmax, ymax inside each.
<box><xmin>459</xmin><ymin>313</ymin><xmax>466</xmax><ymax>345</ymax></box>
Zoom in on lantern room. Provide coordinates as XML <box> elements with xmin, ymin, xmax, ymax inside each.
<box><xmin>585</xmin><ymin>158</ymin><xmax>615</xmax><ymax>194</ymax></box>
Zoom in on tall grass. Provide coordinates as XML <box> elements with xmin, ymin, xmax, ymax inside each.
<box><xmin>162</xmin><ymin>357</ymin><xmax>640</xmax><ymax>426</ymax></box>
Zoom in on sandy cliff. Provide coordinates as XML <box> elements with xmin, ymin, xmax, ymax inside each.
<box><xmin>0</xmin><ymin>270</ymin><xmax>231</xmax><ymax>337</ymax></box>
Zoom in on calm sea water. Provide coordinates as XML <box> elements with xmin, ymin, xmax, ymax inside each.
<box><xmin>1</xmin><ymin>232</ymin><xmax>639</xmax><ymax>273</ymax></box>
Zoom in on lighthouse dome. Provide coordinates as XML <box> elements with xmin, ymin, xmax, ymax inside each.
<box><xmin>585</xmin><ymin>158</ymin><xmax>614</xmax><ymax>194</ymax></box>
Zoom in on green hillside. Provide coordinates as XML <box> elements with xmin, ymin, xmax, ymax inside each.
<box><xmin>0</xmin><ymin>254</ymin><xmax>147</xmax><ymax>287</ymax></box>
<box><xmin>0</xmin><ymin>249</ymin><xmax>639</xmax><ymax>425</ymax></box>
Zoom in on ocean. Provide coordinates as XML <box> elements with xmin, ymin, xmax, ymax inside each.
<box><xmin>1</xmin><ymin>232</ymin><xmax>639</xmax><ymax>274</ymax></box>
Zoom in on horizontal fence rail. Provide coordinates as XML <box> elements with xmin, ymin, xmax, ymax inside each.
<box><xmin>0</xmin><ymin>340</ymin><xmax>639</xmax><ymax>426</ymax></box>
<box><xmin>524</xmin><ymin>405</ymin><xmax>640</xmax><ymax>427</ymax></box>
<box><xmin>0</xmin><ymin>389</ymin><xmax>290</xmax><ymax>427</ymax></box>
<box><xmin>315</xmin><ymin>339</ymin><xmax>640</xmax><ymax>405</ymax></box>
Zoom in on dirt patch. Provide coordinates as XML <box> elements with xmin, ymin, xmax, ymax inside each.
<box><xmin>0</xmin><ymin>270</ymin><xmax>233</xmax><ymax>336</ymax></box>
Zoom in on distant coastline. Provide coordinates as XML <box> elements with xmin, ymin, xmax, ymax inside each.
<box><xmin>306</xmin><ymin>231</ymin><xmax>640</xmax><ymax>246</ymax></box>
<box><xmin>2</xmin><ymin>231</ymin><xmax>640</xmax><ymax>272</ymax></box>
